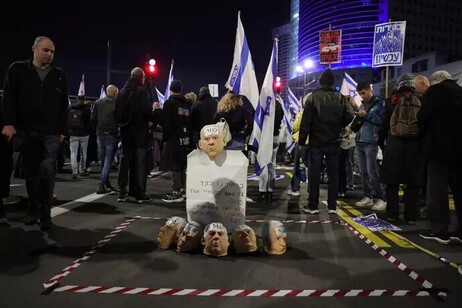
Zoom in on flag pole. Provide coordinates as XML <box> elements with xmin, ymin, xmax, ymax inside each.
<box><xmin>385</xmin><ymin>18</ymin><xmax>392</xmax><ymax>98</ymax></box>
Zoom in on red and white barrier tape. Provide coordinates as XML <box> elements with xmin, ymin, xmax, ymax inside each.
<box><xmin>130</xmin><ymin>216</ymin><xmax>340</xmax><ymax>224</ymax></box>
<box><xmin>51</xmin><ymin>285</ymin><xmax>445</xmax><ymax>297</ymax></box>
<box><xmin>43</xmin><ymin>218</ymin><xmax>136</xmax><ymax>289</ymax></box>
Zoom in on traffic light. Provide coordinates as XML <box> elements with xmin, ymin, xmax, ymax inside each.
<box><xmin>275</xmin><ymin>76</ymin><xmax>282</xmax><ymax>93</ymax></box>
<box><xmin>146</xmin><ymin>58</ymin><xmax>156</xmax><ymax>76</ymax></box>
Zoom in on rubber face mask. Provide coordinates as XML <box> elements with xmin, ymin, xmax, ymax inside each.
<box><xmin>265</xmin><ymin>221</ymin><xmax>287</xmax><ymax>255</ymax></box>
<box><xmin>177</xmin><ymin>221</ymin><xmax>202</xmax><ymax>253</ymax></box>
<box><xmin>157</xmin><ymin>216</ymin><xmax>186</xmax><ymax>250</ymax></box>
<box><xmin>202</xmin><ymin>222</ymin><xmax>229</xmax><ymax>257</ymax></box>
<box><xmin>231</xmin><ymin>224</ymin><xmax>257</xmax><ymax>254</ymax></box>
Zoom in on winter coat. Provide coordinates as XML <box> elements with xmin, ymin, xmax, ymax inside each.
<box><xmin>418</xmin><ymin>79</ymin><xmax>462</xmax><ymax>162</ymax></box>
<box><xmin>355</xmin><ymin>95</ymin><xmax>385</xmax><ymax>145</ymax></box>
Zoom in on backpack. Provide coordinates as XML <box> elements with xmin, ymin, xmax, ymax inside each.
<box><xmin>389</xmin><ymin>93</ymin><xmax>421</xmax><ymax>138</ymax></box>
<box><xmin>68</xmin><ymin>109</ymin><xmax>84</xmax><ymax>129</ymax></box>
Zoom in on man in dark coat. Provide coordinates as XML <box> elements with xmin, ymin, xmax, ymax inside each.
<box><xmin>1</xmin><ymin>36</ymin><xmax>68</xmax><ymax>231</ymax></box>
<box><xmin>299</xmin><ymin>69</ymin><xmax>354</xmax><ymax>214</ymax></box>
<box><xmin>380</xmin><ymin>73</ymin><xmax>426</xmax><ymax>224</ymax></box>
<box><xmin>115</xmin><ymin>67</ymin><xmax>153</xmax><ymax>203</ymax></box>
<box><xmin>418</xmin><ymin>70</ymin><xmax>462</xmax><ymax>244</ymax></box>
<box><xmin>190</xmin><ymin>86</ymin><xmax>218</xmax><ymax>146</ymax></box>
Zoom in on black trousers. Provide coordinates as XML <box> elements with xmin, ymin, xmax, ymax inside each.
<box><xmin>386</xmin><ymin>184</ymin><xmax>420</xmax><ymax>221</ymax></box>
<box><xmin>0</xmin><ymin>137</ymin><xmax>13</xmax><ymax>218</ymax></box>
<box><xmin>118</xmin><ymin>144</ymin><xmax>148</xmax><ymax>199</ymax></box>
<box><xmin>426</xmin><ymin>158</ymin><xmax>462</xmax><ymax>234</ymax></box>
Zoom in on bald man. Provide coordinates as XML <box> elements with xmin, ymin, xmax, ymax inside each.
<box><xmin>1</xmin><ymin>36</ymin><xmax>69</xmax><ymax>231</ymax></box>
<box><xmin>92</xmin><ymin>84</ymin><xmax>119</xmax><ymax>194</ymax></box>
<box><xmin>414</xmin><ymin>75</ymin><xmax>430</xmax><ymax>97</ymax></box>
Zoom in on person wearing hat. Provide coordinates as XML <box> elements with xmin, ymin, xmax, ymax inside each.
<box><xmin>191</xmin><ymin>86</ymin><xmax>218</xmax><ymax>146</ymax></box>
<box><xmin>380</xmin><ymin>73</ymin><xmax>426</xmax><ymax>224</ymax></box>
<box><xmin>418</xmin><ymin>70</ymin><xmax>462</xmax><ymax>244</ymax></box>
<box><xmin>352</xmin><ymin>80</ymin><xmax>387</xmax><ymax>212</ymax></box>
<box><xmin>161</xmin><ymin>79</ymin><xmax>192</xmax><ymax>203</ymax></box>
<box><xmin>298</xmin><ymin>69</ymin><xmax>354</xmax><ymax>215</ymax></box>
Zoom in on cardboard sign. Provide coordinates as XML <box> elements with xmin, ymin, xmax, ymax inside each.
<box><xmin>319</xmin><ymin>29</ymin><xmax>342</xmax><ymax>64</ymax></box>
<box><xmin>372</xmin><ymin>21</ymin><xmax>406</xmax><ymax>67</ymax></box>
<box><xmin>186</xmin><ymin>149</ymin><xmax>248</xmax><ymax>230</ymax></box>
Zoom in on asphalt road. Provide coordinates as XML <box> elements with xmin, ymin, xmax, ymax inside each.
<box><xmin>1</xmin><ymin>162</ymin><xmax>461</xmax><ymax>308</ymax></box>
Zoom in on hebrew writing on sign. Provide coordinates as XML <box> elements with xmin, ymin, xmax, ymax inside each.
<box><xmin>372</xmin><ymin>21</ymin><xmax>406</xmax><ymax>67</ymax></box>
<box><xmin>186</xmin><ymin>149</ymin><xmax>248</xmax><ymax>230</ymax></box>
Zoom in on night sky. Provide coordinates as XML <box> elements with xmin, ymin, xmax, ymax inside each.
<box><xmin>0</xmin><ymin>0</ymin><xmax>290</xmax><ymax>98</ymax></box>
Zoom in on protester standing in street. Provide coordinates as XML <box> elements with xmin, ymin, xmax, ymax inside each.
<box><xmin>1</xmin><ymin>36</ymin><xmax>68</xmax><ymax>230</ymax></box>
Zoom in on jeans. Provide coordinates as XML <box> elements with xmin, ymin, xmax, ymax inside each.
<box><xmin>69</xmin><ymin>135</ymin><xmax>89</xmax><ymax>174</ymax></box>
<box><xmin>290</xmin><ymin>144</ymin><xmax>309</xmax><ymax>192</ymax></box>
<box><xmin>97</xmin><ymin>133</ymin><xmax>118</xmax><ymax>186</ymax></box>
<box><xmin>355</xmin><ymin>143</ymin><xmax>385</xmax><ymax>200</ymax></box>
<box><xmin>22</xmin><ymin>132</ymin><xmax>60</xmax><ymax>223</ymax></box>
<box><xmin>308</xmin><ymin>143</ymin><xmax>340</xmax><ymax>210</ymax></box>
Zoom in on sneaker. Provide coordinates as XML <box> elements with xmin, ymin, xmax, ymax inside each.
<box><xmin>327</xmin><ymin>209</ymin><xmax>337</xmax><ymax>214</ymax></box>
<box><xmin>287</xmin><ymin>189</ymin><xmax>301</xmax><ymax>196</ymax></box>
<box><xmin>162</xmin><ymin>191</ymin><xmax>184</xmax><ymax>203</ymax></box>
<box><xmin>355</xmin><ymin>196</ymin><xmax>373</xmax><ymax>208</ymax></box>
<box><xmin>371</xmin><ymin>199</ymin><xmax>387</xmax><ymax>211</ymax></box>
<box><xmin>117</xmin><ymin>191</ymin><xmax>129</xmax><ymax>202</ymax></box>
<box><xmin>338</xmin><ymin>192</ymin><xmax>346</xmax><ymax>198</ymax></box>
<box><xmin>96</xmin><ymin>183</ymin><xmax>111</xmax><ymax>194</ymax></box>
<box><xmin>419</xmin><ymin>230</ymin><xmax>450</xmax><ymax>245</ymax></box>
<box><xmin>302</xmin><ymin>206</ymin><xmax>319</xmax><ymax>214</ymax></box>
<box><xmin>71</xmin><ymin>173</ymin><xmax>78</xmax><ymax>180</ymax></box>
<box><xmin>136</xmin><ymin>194</ymin><xmax>152</xmax><ymax>204</ymax></box>
<box><xmin>79</xmin><ymin>171</ymin><xmax>90</xmax><ymax>177</ymax></box>
<box><xmin>346</xmin><ymin>185</ymin><xmax>356</xmax><ymax>190</ymax></box>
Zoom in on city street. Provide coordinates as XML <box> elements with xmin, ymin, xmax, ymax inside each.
<box><xmin>1</xmin><ymin>162</ymin><xmax>461</xmax><ymax>308</ymax></box>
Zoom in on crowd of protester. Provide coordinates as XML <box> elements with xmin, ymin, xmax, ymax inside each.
<box><xmin>0</xmin><ymin>36</ymin><xmax>460</xmax><ymax>247</ymax></box>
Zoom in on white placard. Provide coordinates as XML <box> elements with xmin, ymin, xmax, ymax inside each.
<box><xmin>208</xmin><ymin>83</ymin><xmax>219</xmax><ymax>98</ymax></box>
<box><xmin>186</xmin><ymin>149</ymin><xmax>248</xmax><ymax>230</ymax></box>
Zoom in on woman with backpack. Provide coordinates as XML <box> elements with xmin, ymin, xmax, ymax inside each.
<box><xmin>379</xmin><ymin>73</ymin><xmax>426</xmax><ymax>224</ymax></box>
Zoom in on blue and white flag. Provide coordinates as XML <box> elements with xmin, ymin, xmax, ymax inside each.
<box><xmin>287</xmin><ymin>87</ymin><xmax>301</xmax><ymax>115</ymax></box>
<box><xmin>340</xmin><ymin>72</ymin><xmax>362</xmax><ymax>107</ymax></box>
<box><xmin>78</xmin><ymin>74</ymin><xmax>85</xmax><ymax>95</ymax></box>
<box><xmin>278</xmin><ymin>93</ymin><xmax>296</xmax><ymax>153</ymax></box>
<box><xmin>225</xmin><ymin>11</ymin><xmax>259</xmax><ymax>109</ymax></box>
<box><xmin>99</xmin><ymin>84</ymin><xmax>106</xmax><ymax>99</ymax></box>
<box><xmin>251</xmin><ymin>38</ymin><xmax>278</xmax><ymax>177</ymax></box>
<box><xmin>156</xmin><ymin>59</ymin><xmax>174</xmax><ymax>107</ymax></box>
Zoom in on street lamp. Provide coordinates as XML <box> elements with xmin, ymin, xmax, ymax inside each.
<box><xmin>297</xmin><ymin>59</ymin><xmax>314</xmax><ymax>96</ymax></box>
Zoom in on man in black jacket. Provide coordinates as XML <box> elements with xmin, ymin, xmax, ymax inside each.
<box><xmin>299</xmin><ymin>69</ymin><xmax>354</xmax><ymax>215</ymax></box>
<box><xmin>1</xmin><ymin>36</ymin><xmax>68</xmax><ymax>231</ymax></box>
<box><xmin>190</xmin><ymin>86</ymin><xmax>218</xmax><ymax>146</ymax></box>
<box><xmin>115</xmin><ymin>67</ymin><xmax>153</xmax><ymax>203</ymax></box>
<box><xmin>418</xmin><ymin>70</ymin><xmax>462</xmax><ymax>244</ymax></box>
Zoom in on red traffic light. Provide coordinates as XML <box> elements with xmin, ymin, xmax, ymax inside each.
<box><xmin>146</xmin><ymin>59</ymin><xmax>156</xmax><ymax>76</ymax></box>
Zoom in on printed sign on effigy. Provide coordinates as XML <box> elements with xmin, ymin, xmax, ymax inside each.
<box><xmin>186</xmin><ymin>149</ymin><xmax>248</xmax><ymax>230</ymax></box>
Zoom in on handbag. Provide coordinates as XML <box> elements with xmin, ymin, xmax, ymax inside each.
<box><xmin>349</xmin><ymin>116</ymin><xmax>364</xmax><ymax>133</ymax></box>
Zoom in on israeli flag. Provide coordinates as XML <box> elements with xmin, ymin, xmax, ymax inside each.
<box><xmin>99</xmin><ymin>84</ymin><xmax>106</xmax><ymax>99</ymax></box>
<box><xmin>287</xmin><ymin>87</ymin><xmax>301</xmax><ymax>115</ymax></box>
<box><xmin>225</xmin><ymin>11</ymin><xmax>259</xmax><ymax>109</ymax></box>
<box><xmin>251</xmin><ymin>38</ymin><xmax>278</xmax><ymax>177</ymax></box>
<box><xmin>78</xmin><ymin>74</ymin><xmax>85</xmax><ymax>95</ymax></box>
<box><xmin>155</xmin><ymin>59</ymin><xmax>174</xmax><ymax>107</ymax></box>
<box><xmin>340</xmin><ymin>72</ymin><xmax>362</xmax><ymax>107</ymax></box>
<box><xmin>278</xmin><ymin>93</ymin><xmax>295</xmax><ymax>153</ymax></box>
